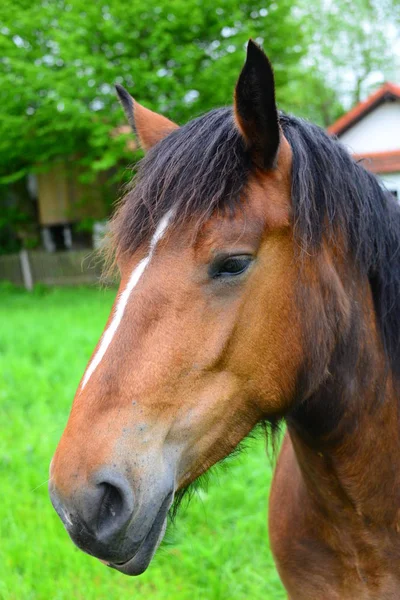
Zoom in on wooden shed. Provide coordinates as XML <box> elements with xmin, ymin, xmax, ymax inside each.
<box><xmin>33</xmin><ymin>159</ymin><xmax>111</xmax><ymax>251</ymax></box>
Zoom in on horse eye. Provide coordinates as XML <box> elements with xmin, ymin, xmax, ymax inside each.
<box><xmin>210</xmin><ymin>255</ymin><xmax>253</xmax><ymax>279</ymax></box>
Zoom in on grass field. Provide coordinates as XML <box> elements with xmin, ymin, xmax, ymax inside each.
<box><xmin>0</xmin><ymin>284</ymin><xmax>285</xmax><ymax>600</ymax></box>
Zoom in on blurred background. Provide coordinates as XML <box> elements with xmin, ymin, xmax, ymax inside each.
<box><xmin>0</xmin><ymin>1</ymin><xmax>399</xmax><ymax>598</ymax></box>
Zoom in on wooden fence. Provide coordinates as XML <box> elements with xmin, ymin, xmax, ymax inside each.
<box><xmin>0</xmin><ymin>250</ymin><xmax>109</xmax><ymax>289</ymax></box>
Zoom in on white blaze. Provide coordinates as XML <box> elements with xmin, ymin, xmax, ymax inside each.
<box><xmin>81</xmin><ymin>209</ymin><xmax>174</xmax><ymax>390</ymax></box>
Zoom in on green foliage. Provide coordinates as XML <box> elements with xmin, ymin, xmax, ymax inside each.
<box><xmin>0</xmin><ymin>0</ymin><xmax>307</xmax><ymax>186</ymax></box>
<box><xmin>0</xmin><ymin>0</ymin><xmax>398</xmax><ymax>182</ymax></box>
<box><xmin>0</xmin><ymin>204</ymin><xmax>25</xmax><ymax>253</ymax></box>
<box><xmin>0</xmin><ymin>178</ymin><xmax>40</xmax><ymax>253</ymax></box>
<box><xmin>0</xmin><ymin>285</ymin><xmax>285</xmax><ymax>599</ymax></box>
<box><xmin>300</xmin><ymin>0</ymin><xmax>400</xmax><ymax>114</ymax></box>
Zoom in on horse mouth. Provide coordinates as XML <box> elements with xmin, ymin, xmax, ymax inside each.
<box><xmin>108</xmin><ymin>490</ymin><xmax>173</xmax><ymax>576</ymax></box>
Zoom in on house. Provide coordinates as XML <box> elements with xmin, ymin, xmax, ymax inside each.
<box><xmin>0</xmin><ymin>124</ymin><xmax>137</xmax><ymax>255</ymax></box>
<box><xmin>32</xmin><ymin>125</ymin><xmax>138</xmax><ymax>252</ymax></box>
<box><xmin>27</xmin><ymin>161</ymin><xmax>109</xmax><ymax>252</ymax></box>
<box><xmin>328</xmin><ymin>82</ymin><xmax>400</xmax><ymax>199</ymax></box>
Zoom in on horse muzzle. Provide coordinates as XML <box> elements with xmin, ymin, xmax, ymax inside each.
<box><xmin>49</xmin><ymin>467</ymin><xmax>174</xmax><ymax>575</ymax></box>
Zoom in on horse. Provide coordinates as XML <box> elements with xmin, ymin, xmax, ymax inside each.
<box><xmin>49</xmin><ymin>40</ymin><xmax>400</xmax><ymax>599</ymax></box>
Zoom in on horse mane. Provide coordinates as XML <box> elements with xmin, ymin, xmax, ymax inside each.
<box><xmin>280</xmin><ymin>115</ymin><xmax>400</xmax><ymax>378</ymax></box>
<box><xmin>111</xmin><ymin>107</ymin><xmax>250</xmax><ymax>255</ymax></box>
<box><xmin>110</xmin><ymin>107</ymin><xmax>400</xmax><ymax>377</ymax></box>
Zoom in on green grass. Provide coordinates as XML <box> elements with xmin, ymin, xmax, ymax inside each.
<box><xmin>0</xmin><ymin>284</ymin><xmax>285</xmax><ymax>600</ymax></box>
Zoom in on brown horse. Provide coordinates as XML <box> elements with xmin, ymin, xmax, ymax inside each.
<box><xmin>49</xmin><ymin>41</ymin><xmax>400</xmax><ymax>598</ymax></box>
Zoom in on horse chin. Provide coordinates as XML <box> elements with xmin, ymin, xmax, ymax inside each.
<box><xmin>108</xmin><ymin>493</ymin><xmax>172</xmax><ymax>576</ymax></box>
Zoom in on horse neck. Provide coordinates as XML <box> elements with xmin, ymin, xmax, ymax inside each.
<box><xmin>286</xmin><ymin>269</ymin><xmax>400</xmax><ymax>527</ymax></box>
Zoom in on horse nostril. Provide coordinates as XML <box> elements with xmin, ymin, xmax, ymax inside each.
<box><xmin>92</xmin><ymin>475</ymin><xmax>134</xmax><ymax>541</ymax></box>
<box><xmin>49</xmin><ymin>470</ymin><xmax>135</xmax><ymax>552</ymax></box>
<box><xmin>97</xmin><ymin>483</ymin><xmax>124</xmax><ymax>532</ymax></box>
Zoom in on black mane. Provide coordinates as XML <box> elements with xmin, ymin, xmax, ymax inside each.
<box><xmin>112</xmin><ymin>107</ymin><xmax>400</xmax><ymax>376</ymax></box>
<box><xmin>113</xmin><ymin>108</ymin><xmax>250</xmax><ymax>253</ymax></box>
<box><xmin>281</xmin><ymin>114</ymin><xmax>400</xmax><ymax>378</ymax></box>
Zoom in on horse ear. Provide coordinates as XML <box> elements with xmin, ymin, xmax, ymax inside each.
<box><xmin>115</xmin><ymin>84</ymin><xmax>179</xmax><ymax>151</ymax></box>
<box><xmin>234</xmin><ymin>40</ymin><xmax>280</xmax><ymax>170</ymax></box>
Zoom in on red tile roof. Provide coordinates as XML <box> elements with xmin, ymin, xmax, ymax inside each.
<box><xmin>328</xmin><ymin>82</ymin><xmax>400</xmax><ymax>136</ymax></box>
<box><xmin>353</xmin><ymin>150</ymin><xmax>400</xmax><ymax>174</ymax></box>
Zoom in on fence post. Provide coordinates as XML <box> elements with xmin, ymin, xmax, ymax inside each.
<box><xmin>19</xmin><ymin>249</ymin><xmax>34</xmax><ymax>291</ymax></box>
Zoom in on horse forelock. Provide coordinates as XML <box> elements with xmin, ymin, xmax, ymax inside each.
<box><xmin>107</xmin><ymin>106</ymin><xmax>400</xmax><ymax>379</ymax></box>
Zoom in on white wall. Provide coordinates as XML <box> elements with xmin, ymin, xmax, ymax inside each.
<box><xmin>380</xmin><ymin>172</ymin><xmax>400</xmax><ymax>198</ymax></box>
<box><xmin>340</xmin><ymin>101</ymin><xmax>400</xmax><ymax>154</ymax></box>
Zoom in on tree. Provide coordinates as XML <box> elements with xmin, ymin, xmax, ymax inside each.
<box><xmin>0</xmin><ymin>0</ymin><xmax>308</xmax><ymax>185</ymax></box>
<box><xmin>0</xmin><ymin>0</ymin><xmax>398</xmax><ymax>185</ymax></box>
<box><xmin>298</xmin><ymin>0</ymin><xmax>400</xmax><ymax>119</ymax></box>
